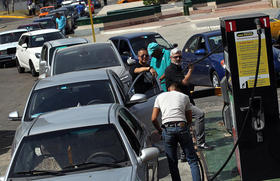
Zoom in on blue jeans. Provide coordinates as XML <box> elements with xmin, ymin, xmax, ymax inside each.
<box><xmin>162</xmin><ymin>125</ymin><xmax>201</xmax><ymax>181</ymax></box>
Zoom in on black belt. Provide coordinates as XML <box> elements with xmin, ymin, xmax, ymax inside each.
<box><xmin>163</xmin><ymin>121</ymin><xmax>187</xmax><ymax>128</ymax></box>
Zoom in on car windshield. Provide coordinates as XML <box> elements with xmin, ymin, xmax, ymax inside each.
<box><xmin>130</xmin><ymin>34</ymin><xmax>173</xmax><ymax>54</ymax></box>
<box><xmin>36</xmin><ymin>19</ymin><xmax>55</xmax><ymax>29</ymax></box>
<box><xmin>9</xmin><ymin>124</ymin><xmax>130</xmax><ymax>178</ymax></box>
<box><xmin>53</xmin><ymin>44</ymin><xmax>121</xmax><ymax>75</ymax></box>
<box><xmin>208</xmin><ymin>35</ymin><xmax>223</xmax><ymax>53</ymax></box>
<box><xmin>49</xmin><ymin>46</ymin><xmax>68</xmax><ymax>65</ymax></box>
<box><xmin>0</xmin><ymin>31</ymin><xmax>25</xmax><ymax>44</ymax></box>
<box><xmin>30</xmin><ymin>32</ymin><xmax>64</xmax><ymax>48</ymax></box>
<box><xmin>24</xmin><ymin>80</ymin><xmax>115</xmax><ymax>122</ymax></box>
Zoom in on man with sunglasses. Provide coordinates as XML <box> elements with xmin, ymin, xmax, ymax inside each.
<box><xmin>129</xmin><ymin>48</ymin><xmax>157</xmax><ymax>94</ymax></box>
<box><xmin>165</xmin><ymin>48</ymin><xmax>213</xmax><ymax>157</ymax></box>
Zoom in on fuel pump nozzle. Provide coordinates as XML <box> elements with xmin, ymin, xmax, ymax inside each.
<box><xmin>254</xmin><ymin>18</ymin><xmax>262</xmax><ymax>35</ymax></box>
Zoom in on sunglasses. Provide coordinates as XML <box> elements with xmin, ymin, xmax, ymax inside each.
<box><xmin>172</xmin><ymin>56</ymin><xmax>182</xmax><ymax>59</ymax></box>
<box><xmin>139</xmin><ymin>54</ymin><xmax>149</xmax><ymax>58</ymax></box>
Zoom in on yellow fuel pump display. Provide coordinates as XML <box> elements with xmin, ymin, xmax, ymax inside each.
<box><xmin>235</xmin><ymin>29</ymin><xmax>270</xmax><ymax>89</ymax></box>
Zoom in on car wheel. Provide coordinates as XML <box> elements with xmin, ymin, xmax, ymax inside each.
<box><xmin>16</xmin><ymin>58</ymin><xmax>25</xmax><ymax>73</ymax></box>
<box><xmin>29</xmin><ymin>61</ymin><xmax>38</xmax><ymax>77</ymax></box>
<box><xmin>211</xmin><ymin>71</ymin><xmax>220</xmax><ymax>87</ymax></box>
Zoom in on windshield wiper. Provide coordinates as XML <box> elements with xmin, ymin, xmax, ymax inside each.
<box><xmin>15</xmin><ymin>169</ymin><xmax>65</xmax><ymax>176</ymax></box>
<box><xmin>63</xmin><ymin>161</ymin><xmax>122</xmax><ymax>170</ymax></box>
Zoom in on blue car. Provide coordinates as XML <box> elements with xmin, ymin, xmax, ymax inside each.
<box><xmin>109</xmin><ymin>32</ymin><xmax>174</xmax><ymax>65</ymax></box>
<box><xmin>182</xmin><ymin>30</ymin><xmax>280</xmax><ymax>87</ymax></box>
<box><xmin>182</xmin><ymin>30</ymin><xmax>224</xmax><ymax>87</ymax></box>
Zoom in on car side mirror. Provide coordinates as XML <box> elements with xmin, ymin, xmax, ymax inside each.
<box><xmin>22</xmin><ymin>43</ymin><xmax>27</xmax><ymax>48</ymax></box>
<box><xmin>8</xmin><ymin>111</ymin><xmax>21</xmax><ymax>121</ymax></box>
<box><xmin>126</xmin><ymin>94</ymin><xmax>147</xmax><ymax>106</ymax></box>
<box><xmin>137</xmin><ymin>147</ymin><xmax>159</xmax><ymax>164</ymax></box>
<box><xmin>127</xmin><ymin>58</ymin><xmax>136</xmax><ymax>65</ymax></box>
<box><xmin>40</xmin><ymin>60</ymin><xmax>47</xmax><ymax>67</ymax></box>
<box><xmin>194</xmin><ymin>49</ymin><xmax>206</xmax><ymax>55</ymax></box>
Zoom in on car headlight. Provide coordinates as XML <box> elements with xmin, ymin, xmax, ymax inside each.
<box><xmin>35</xmin><ymin>53</ymin><xmax>41</xmax><ymax>59</ymax></box>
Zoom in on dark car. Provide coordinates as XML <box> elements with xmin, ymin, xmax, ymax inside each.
<box><xmin>109</xmin><ymin>32</ymin><xmax>174</xmax><ymax>64</ymax></box>
<box><xmin>17</xmin><ymin>23</ymin><xmax>42</xmax><ymax>31</ymax></box>
<box><xmin>47</xmin><ymin>7</ymin><xmax>76</xmax><ymax>34</ymax></box>
<box><xmin>33</xmin><ymin>17</ymin><xmax>56</xmax><ymax>29</ymax></box>
<box><xmin>182</xmin><ymin>30</ymin><xmax>280</xmax><ymax>88</ymax></box>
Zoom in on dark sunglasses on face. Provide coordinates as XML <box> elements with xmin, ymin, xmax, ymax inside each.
<box><xmin>139</xmin><ymin>54</ymin><xmax>149</xmax><ymax>58</ymax></box>
<box><xmin>172</xmin><ymin>55</ymin><xmax>182</xmax><ymax>59</ymax></box>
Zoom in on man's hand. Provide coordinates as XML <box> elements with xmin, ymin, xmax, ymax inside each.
<box><xmin>150</xmin><ymin>68</ymin><xmax>158</xmax><ymax>77</ymax></box>
<box><xmin>188</xmin><ymin>64</ymin><xmax>194</xmax><ymax>72</ymax></box>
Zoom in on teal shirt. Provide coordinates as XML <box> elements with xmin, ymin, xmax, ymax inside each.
<box><xmin>150</xmin><ymin>49</ymin><xmax>171</xmax><ymax>92</ymax></box>
<box><xmin>56</xmin><ymin>16</ymin><xmax>66</xmax><ymax>30</ymax></box>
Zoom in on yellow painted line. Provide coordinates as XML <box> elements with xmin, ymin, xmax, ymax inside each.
<box><xmin>0</xmin><ymin>15</ymin><xmax>32</xmax><ymax>19</ymax></box>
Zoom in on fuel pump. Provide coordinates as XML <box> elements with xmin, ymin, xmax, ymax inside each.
<box><xmin>219</xmin><ymin>13</ymin><xmax>280</xmax><ymax>181</ymax></box>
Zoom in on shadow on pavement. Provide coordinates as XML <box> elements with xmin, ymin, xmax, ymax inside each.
<box><xmin>0</xmin><ymin>130</ymin><xmax>15</xmax><ymax>155</ymax></box>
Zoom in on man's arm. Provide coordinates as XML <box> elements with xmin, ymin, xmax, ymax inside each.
<box><xmin>185</xmin><ymin>110</ymin><xmax>192</xmax><ymax>125</ymax></box>
<box><xmin>134</xmin><ymin>67</ymin><xmax>158</xmax><ymax>77</ymax></box>
<box><xmin>151</xmin><ymin>107</ymin><xmax>162</xmax><ymax>134</ymax></box>
<box><xmin>181</xmin><ymin>64</ymin><xmax>194</xmax><ymax>85</ymax></box>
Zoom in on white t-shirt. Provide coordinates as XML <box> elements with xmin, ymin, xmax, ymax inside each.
<box><xmin>154</xmin><ymin>90</ymin><xmax>191</xmax><ymax>124</ymax></box>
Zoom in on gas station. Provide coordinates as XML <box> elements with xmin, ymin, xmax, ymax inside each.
<box><xmin>196</xmin><ymin>13</ymin><xmax>280</xmax><ymax>181</ymax></box>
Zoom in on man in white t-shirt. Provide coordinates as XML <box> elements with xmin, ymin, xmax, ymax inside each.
<box><xmin>151</xmin><ymin>83</ymin><xmax>201</xmax><ymax>181</ymax></box>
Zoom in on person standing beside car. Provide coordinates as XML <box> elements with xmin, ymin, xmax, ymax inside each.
<box><xmin>129</xmin><ymin>48</ymin><xmax>157</xmax><ymax>94</ymax></box>
<box><xmin>76</xmin><ymin>2</ymin><xmax>85</xmax><ymax>17</ymax></box>
<box><xmin>151</xmin><ymin>83</ymin><xmax>201</xmax><ymax>181</ymax></box>
<box><xmin>148</xmin><ymin>42</ymin><xmax>171</xmax><ymax>92</ymax></box>
<box><xmin>55</xmin><ymin>13</ymin><xmax>66</xmax><ymax>35</ymax></box>
<box><xmin>165</xmin><ymin>48</ymin><xmax>213</xmax><ymax>152</ymax></box>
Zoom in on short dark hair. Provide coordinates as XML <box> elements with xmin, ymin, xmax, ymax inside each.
<box><xmin>138</xmin><ymin>48</ymin><xmax>147</xmax><ymax>56</ymax></box>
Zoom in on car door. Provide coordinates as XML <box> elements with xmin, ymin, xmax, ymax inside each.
<box><xmin>16</xmin><ymin>36</ymin><xmax>26</xmax><ymax>65</ymax></box>
<box><xmin>117</xmin><ymin>107</ymin><xmax>157</xmax><ymax>181</ymax></box>
<box><xmin>18</xmin><ymin>36</ymin><xmax>30</xmax><ymax>68</ymax></box>
<box><xmin>119</xmin><ymin>40</ymin><xmax>132</xmax><ymax>65</ymax></box>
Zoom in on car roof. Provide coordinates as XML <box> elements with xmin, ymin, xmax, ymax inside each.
<box><xmin>33</xmin><ymin>17</ymin><xmax>53</xmax><ymax>21</ymax></box>
<box><xmin>0</xmin><ymin>29</ymin><xmax>27</xmax><ymax>35</ymax></box>
<box><xmin>109</xmin><ymin>32</ymin><xmax>158</xmax><ymax>39</ymax></box>
<box><xmin>21</xmin><ymin>29</ymin><xmax>60</xmax><ymax>36</ymax></box>
<box><xmin>45</xmin><ymin>37</ymin><xmax>88</xmax><ymax>47</ymax></box>
<box><xmin>198</xmin><ymin>30</ymin><xmax>221</xmax><ymax>37</ymax></box>
<box><xmin>55</xmin><ymin>42</ymin><xmax>113</xmax><ymax>55</ymax></box>
<box><xmin>34</xmin><ymin>69</ymin><xmax>110</xmax><ymax>90</ymax></box>
<box><xmin>29</xmin><ymin>104</ymin><xmax>116</xmax><ymax>135</ymax></box>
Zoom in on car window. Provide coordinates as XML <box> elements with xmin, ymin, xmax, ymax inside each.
<box><xmin>49</xmin><ymin>46</ymin><xmax>68</xmax><ymax>65</ymax></box>
<box><xmin>9</xmin><ymin>124</ymin><xmax>130</xmax><ymax>177</ymax></box>
<box><xmin>111</xmin><ymin>39</ymin><xmax>119</xmax><ymax>49</ymax></box>
<box><xmin>118</xmin><ymin>115</ymin><xmax>141</xmax><ymax>156</ymax></box>
<box><xmin>119</xmin><ymin>40</ymin><xmax>131</xmax><ymax>56</ymax></box>
<box><xmin>197</xmin><ymin>36</ymin><xmax>207</xmax><ymax>52</ymax></box>
<box><xmin>24</xmin><ymin>80</ymin><xmax>115</xmax><ymax>122</ymax></box>
<box><xmin>18</xmin><ymin>36</ymin><xmax>26</xmax><ymax>46</ymax></box>
<box><xmin>30</xmin><ymin>32</ymin><xmax>64</xmax><ymax>48</ymax></box>
<box><xmin>208</xmin><ymin>35</ymin><xmax>223</xmax><ymax>53</ymax></box>
<box><xmin>184</xmin><ymin>36</ymin><xmax>199</xmax><ymax>53</ymax></box>
<box><xmin>53</xmin><ymin>44</ymin><xmax>121</xmax><ymax>75</ymax></box>
<box><xmin>37</xmin><ymin>20</ymin><xmax>56</xmax><ymax>29</ymax></box>
<box><xmin>0</xmin><ymin>31</ymin><xmax>26</xmax><ymax>44</ymax></box>
<box><xmin>41</xmin><ymin>45</ymin><xmax>48</xmax><ymax>62</ymax></box>
<box><xmin>130</xmin><ymin>34</ymin><xmax>173</xmax><ymax>54</ymax></box>
<box><xmin>119</xmin><ymin>108</ymin><xmax>143</xmax><ymax>141</ymax></box>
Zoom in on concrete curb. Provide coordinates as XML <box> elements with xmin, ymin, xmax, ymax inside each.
<box><xmin>0</xmin><ymin>15</ymin><xmax>32</xmax><ymax>19</ymax></box>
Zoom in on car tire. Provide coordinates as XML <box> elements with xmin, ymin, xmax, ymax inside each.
<box><xmin>29</xmin><ymin>61</ymin><xmax>38</xmax><ymax>77</ymax></box>
<box><xmin>211</xmin><ymin>71</ymin><xmax>220</xmax><ymax>87</ymax></box>
<box><xmin>16</xmin><ymin>58</ymin><xmax>25</xmax><ymax>73</ymax></box>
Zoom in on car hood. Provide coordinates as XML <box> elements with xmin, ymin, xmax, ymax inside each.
<box><xmin>0</xmin><ymin>42</ymin><xmax>18</xmax><ymax>51</ymax></box>
<box><xmin>35</xmin><ymin>166</ymin><xmax>133</xmax><ymax>181</ymax></box>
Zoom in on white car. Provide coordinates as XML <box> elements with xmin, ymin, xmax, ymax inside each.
<box><xmin>0</xmin><ymin>29</ymin><xmax>27</xmax><ymax>67</ymax></box>
<box><xmin>16</xmin><ymin>29</ymin><xmax>65</xmax><ymax>76</ymax></box>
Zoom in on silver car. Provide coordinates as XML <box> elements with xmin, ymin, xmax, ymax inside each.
<box><xmin>5</xmin><ymin>104</ymin><xmax>160</xmax><ymax>181</ymax></box>
<box><xmin>48</xmin><ymin>42</ymin><xmax>132</xmax><ymax>86</ymax></box>
<box><xmin>39</xmin><ymin>37</ymin><xmax>89</xmax><ymax>79</ymax></box>
<box><xmin>9</xmin><ymin>69</ymin><xmax>161</xmax><ymax>153</ymax></box>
